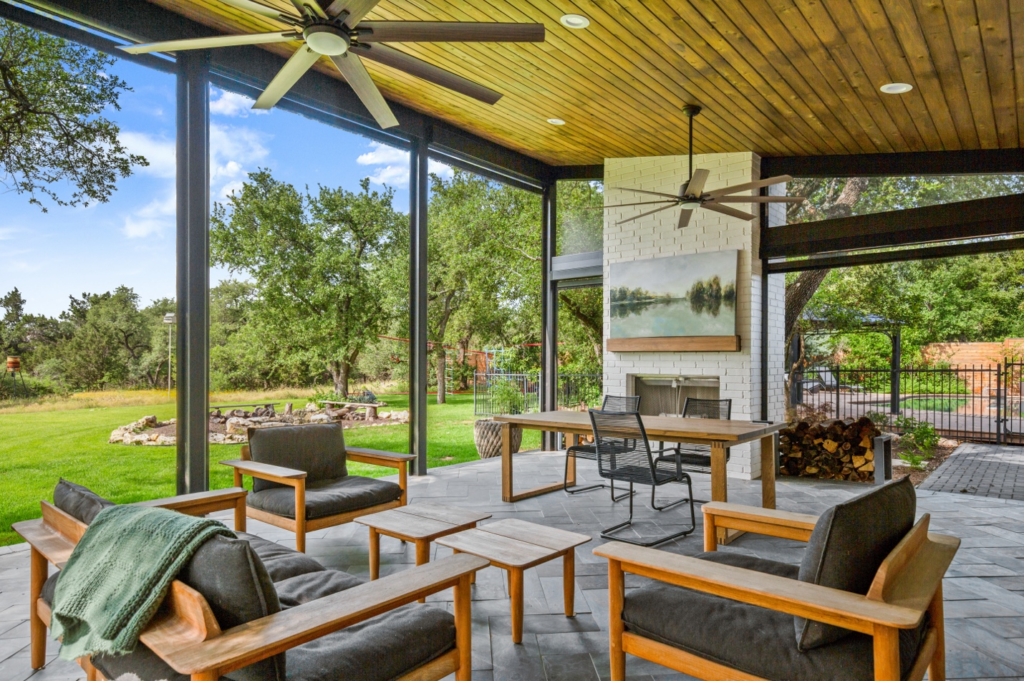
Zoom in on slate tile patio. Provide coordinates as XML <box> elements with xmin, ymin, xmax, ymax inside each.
<box><xmin>4</xmin><ymin>449</ymin><xmax>1024</xmax><ymax>680</ymax></box>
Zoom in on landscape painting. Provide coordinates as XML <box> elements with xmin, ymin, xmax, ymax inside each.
<box><xmin>609</xmin><ymin>251</ymin><xmax>739</xmax><ymax>339</ymax></box>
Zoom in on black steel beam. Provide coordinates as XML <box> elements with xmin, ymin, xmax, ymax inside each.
<box><xmin>408</xmin><ymin>131</ymin><xmax>430</xmax><ymax>475</ymax></box>
<box><xmin>18</xmin><ymin>0</ymin><xmax>553</xmax><ymax>185</ymax></box>
<box><xmin>762</xmin><ymin>149</ymin><xmax>1024</xmax><ymax>178</ymax></box>
<box><xmin>762</xmin><ymin>193</ymin><xmax>1024</xmax><ymax>259</ymax></box>
<box><xmin>765</xmin><ymin>236</ymin><xmax>1024</xmax><ymax>273</ymax></box>
<box><xmin>540</xmin><ymin>183</ymin><xmax>558</xmax><ymax>451</ymax></box>
<box><xmin>758</xmin><ymin>195</ymin><xmax>768</xmax><ymax>422</ymax></box>
<box><xmin>554</xmin><ymin>165</ymin><xmax>605</xmax><ymax>181</ymax></box>
<box><xmin>175</xmin><ymin>51</ymin><xmax>210</xmax><ymax>494</ymax></box>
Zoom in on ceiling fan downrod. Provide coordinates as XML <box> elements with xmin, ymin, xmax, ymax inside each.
<box><xmin>682</xmin><ymin>104</ymin><xmax>701</xmax><ymax>187</ymax></box>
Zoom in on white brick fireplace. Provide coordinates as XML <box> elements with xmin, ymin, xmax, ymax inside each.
<box><xmin>603</xmin><ymin>152</ymin><xmax>785</xmax><ymax>480</ymax></box>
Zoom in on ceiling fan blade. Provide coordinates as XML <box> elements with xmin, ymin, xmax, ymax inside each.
<box><xmin>330</xmin><ymin>52</ymin><xmax>399</xmax><ymax>128</ymax></box>
<box><xmin>585</xmin><ymin>200</ymin><xmax>677</xmax><ymax>210</ymax></box>
<box><xmin>616</xmin><ymin>203</ymin><xmax>677</xmax><ymax>226</ymax></box>
<box><xmin>678</xmin><ymin>208</ymin><xmax>693</xmax><ymax>229</ymax></box>
<box><xmin>290</xmin><ymin>0</ymin><xmax>328</xmax><ymax>19</ymax></box>
<box><xmin>121</xmin><ymin>31</ymin><xmax>298</xmax><ymax>54</ymax></box>
<box><xmin>356</xmin><ymin>22</ymin><xmax>545</xmax><ymax>43</ymax></box>
<box><xmin>703</xmin><ymin>202</ymin><xmax>756</xmax><ymax>221</ymax></box>
<box><xmin>714</xmin><ymin>195</ymin><xmax>806</xmax><ymax>203</ymax></box>
<box><xmin>684</xmin><ymin>168</ymin><xmax>709</xmax><ymax>197</ymax></box>
<box><xmin>219</xmin><ymin>0</ymin><xmax>299</xmax><ymax>21</ymax></box>
<box><xmin>609</xmin><ymin>186</ymin><xmax>682</xmax><ymax>200</ymax></box>
<box><xmin>253</xmin><ymin>46</ymin><xmax>321</xmax><ymax>110</ymax></box>
<box><xmin>705</xmin><ymin>175</ymin><xmax>795</xmax><ymax>198</ymax></box>
<box><xmin>324</xmin><ymin>0</ymin><xmax>381</xmax><ymax>25</ymax></box>
<box><xmin>352</xmin><ymin>43</ymin><xmax>501</xmax><ymax>104</ymax></box>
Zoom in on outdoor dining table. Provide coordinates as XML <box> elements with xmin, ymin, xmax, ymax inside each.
<box><xmin>492</xmin><ymin>411</ymin><xmax>785</xmax><ymax>544</ymax></box>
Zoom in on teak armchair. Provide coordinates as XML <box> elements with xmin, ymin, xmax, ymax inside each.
<box><xmin>595</xmin><ymin>480</ymin><xmax>959</xmax><ymax>681</ymax></box>
<box><xmin>221</xmin><ymin>422</ymin><xmax>415</xmax><ymax>552</ymax></box>
<box><xmin>16</xmin><ymin>485</ymin><xmax>484</xmax><ymax>681</ymax></box>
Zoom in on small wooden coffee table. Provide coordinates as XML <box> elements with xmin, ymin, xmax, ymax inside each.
<box><xmin>436</xmin><ymin>518</ymin><xmax>591</xmax><ymax>643</ymax></box>
<box><xmin>356</xmin><ymin>503</ymin><xmax>492</xmax><ymax>581</ymax></box>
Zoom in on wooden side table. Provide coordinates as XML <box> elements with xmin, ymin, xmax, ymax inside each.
<box><xmin>436</xmin><ymin>518</ymin><xmax>591</xmax><ymax>643</ymax></box>
<box><xmin>355</xmin><ymin>502</ymin><xmax>492</xmax><ymax>582</ymax></box>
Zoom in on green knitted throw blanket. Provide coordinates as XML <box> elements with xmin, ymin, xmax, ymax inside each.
<box><xmin>51</xmin><ymin>505</ymin><xmax>233</xmax><ymax>661</ymax></box>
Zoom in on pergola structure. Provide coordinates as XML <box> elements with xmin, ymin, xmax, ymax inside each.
<box><xmin>5</xmin><ymin>0</ymin><xmax>1024</xmax><ymax>493</ymax></box>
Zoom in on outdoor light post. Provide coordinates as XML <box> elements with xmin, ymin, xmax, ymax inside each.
<box><xmin>163</xmin><ymin>313</ymin><xmax>176</xmax><ymax>396</ymax></box>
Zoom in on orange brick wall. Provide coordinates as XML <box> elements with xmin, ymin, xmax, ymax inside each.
<box><xmin>922</xmin><ymin>339</ymin><xmax>1024</xmax><ymax>367</ymax></box>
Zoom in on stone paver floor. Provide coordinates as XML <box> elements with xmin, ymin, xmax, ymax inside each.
<box><xmin>920</xmin><ymin>443</ymin><xmax>1024</xmax><ymax>501</ymax></box>
<box><xmin>5</xmin><ymin>450</ymin><xmax>1024</xmax><ymax>680</ymax></box>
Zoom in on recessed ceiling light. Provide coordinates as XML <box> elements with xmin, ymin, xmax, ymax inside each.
<box><xmin>560</xmin><ymin>14</ymin><xmax>590</xmax><ymax>29</ymax></box>
<box><xmin>880</xmin><ymin>82</ymin><xmax>913</xmax><ymax>94</ymax></box>
<box><xmin>547</xmin><ymin>118</ymin><xmax>565</xmax><ymax>125</ymax></box>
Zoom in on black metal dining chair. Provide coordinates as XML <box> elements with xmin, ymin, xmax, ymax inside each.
<box><xmin>564</xmin><ymin>395</ymin><xmax>639</xmax><ymax>500</ymax></box>
<box><xmin>654</xmin><ymin>397</ymin><xmax>732</xmax><ymax>476</ymax></box>
<box><xmin>590</xmin><ymin>409</ymin><xmax>695</xmax><ymax>547</ymax></box>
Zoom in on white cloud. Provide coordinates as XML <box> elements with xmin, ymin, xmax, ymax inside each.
<box><xmin>210</xmin><ymin>88</ymin><xmax>268</xmax><ymax>118</ymax></box>
<box><xmin>119</xmin><ymin>131</ymin><xmax>176</xmax><ymax>178</ymax></box>
<box><xmin>356</xmin><ymin>142</ymin><xmax>452</xmax><ymax>188</ymax></box>
<box><xmin>123</xmin><ymin>191</ymin><xmax>176</xmax><ymax>239</ymax></box>
<box><xmin>0</xmin><ymin>227</ymin><xmax>19</xmax><ymax>241</ymax></box>
<box><xmin>210</xmin><ymin>123</ymin><xmax>271</xmax><ymax>199</ymax></box>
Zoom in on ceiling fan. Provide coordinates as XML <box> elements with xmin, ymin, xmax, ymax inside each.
<box><xmin>121</xmin><ymin>0</ymin><xmax>544</xmax><ymax>129</ymax></box>
<box><xmin>599</xmin><ymin>105</ymin><xmax>804</xmax><ymax>228</ymax></box>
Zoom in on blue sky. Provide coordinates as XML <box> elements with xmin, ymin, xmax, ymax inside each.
<box><xmin>0</xmin><ymin>56</ymin><xmax>450</xmax><ymax>317</ymax></box>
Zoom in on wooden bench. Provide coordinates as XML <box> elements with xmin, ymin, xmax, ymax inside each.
<box><xmin>319</xmin><ymin>400</ymin><xmax>385</xmax><ymax>419</ymax></box>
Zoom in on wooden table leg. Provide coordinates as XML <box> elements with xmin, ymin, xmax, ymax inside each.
<box><xmin>563</xmin><ymin>549</ymin><xmax>575</xmax><ymax>617</ymax></box>
<box><xmin>760</xmin><ymin>434</ymin><xmax>776</xmax><ymax>510</ymax></box>
<box><xmin>29</xmin><ymin>547</ymin><xmax>46</xmax><ymax>670</ymax></box>
<box><xmin>928</xmin><ymin>582</ymin><xmax>946</xmax><ymax>681</ymax></box>
<box><xmin>369</xmin><ymin>528</ymin><xmax>380</xmax><ymax>580</ymax></box>
<box><xmin>566</xmin><ymin>434</ymin><xmax>579</xmax><ymax>487</ymax></box>
<box><xmin>710</xmin><ymin>442</ymin><xmax>731</xmax><ymax>545</ymax></box>
<box><xmin>416</xmin><ymin>539</ymin><xmax>431</xmax><ymax>603</ymax></box>
<box><xmin>454</xmin><ymin>574</ymin><xmax>472</xmax><ymax>681</ymax></box>
<box><xmin>501</xmin><ymin>423</ymin><xmax>513</xmax><ymax>502</ymax></box>
<box><xmin>510</xmin><ymin>567</ymin><xmax>524</xmax><ymax>643</ymax></box>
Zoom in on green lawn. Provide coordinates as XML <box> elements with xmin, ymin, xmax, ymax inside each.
<box><xmin>0</xmin><ymin>393</ymin><xmax>536</xmax><ymax>546</ymax></box>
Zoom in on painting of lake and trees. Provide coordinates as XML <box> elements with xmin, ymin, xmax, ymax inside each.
<box><xmin>609</xmin><ymin>251</ymin><xmax>739</xmax><ymax>339</ymax></box>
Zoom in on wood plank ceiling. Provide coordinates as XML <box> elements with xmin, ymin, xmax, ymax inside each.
<box><xmin>145</xmin><ymin>0</ymin><xmax>1023</xmax><ymax>166</ymax></box>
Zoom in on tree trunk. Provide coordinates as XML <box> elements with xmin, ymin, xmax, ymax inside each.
<box><xmin>559</xmin><ymin>291</ymin><xmax>603</xmax><ymax>359</ymax></box>
<box><xmin>329</xmin><ymin>361</ymin><xmax>349</xmax><ymax>396</ymax></box>
<box><xmin>435</xmin><ymin>347</ymin><xmax>446</xmax><ymax>404</ymax></box>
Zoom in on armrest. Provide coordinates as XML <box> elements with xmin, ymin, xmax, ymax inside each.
<box><xmin>134</xmin><ymin>487</ymin><xmax>247</xmax><ymax>515</ymax></box>
<box><xmin>151</xmin><ymin>553</ymin><xmax>488</xmax><ymax>677</ymax></box>
<box><xmin>12</xmin><ymin>518</ymin><xmax>76</xmax><ymax>568</ymax></box>
<box><xmin>220</xmin><ymin>460</ymin><xmax>306</xmax><ymax>486</ymax></box>
<box><xmin>595</xmin><ymin>542</ymin><xmax>923</xmax><ymax>633</ymax></box>
<box><xmin>345</xmin><ymin>447</ymin><xmax>415</xmax><ymax>468</ymax></box>
<box><xmin>702</xmin><ymin>502</ymin><xmax>818</xmax><ymax>543</ymax></box>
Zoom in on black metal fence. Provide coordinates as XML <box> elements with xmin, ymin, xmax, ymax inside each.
<box><xmin>473</xmin><ymin>372</ymin><xmax>602</xmax><ymax>416</ymax></box>
<box><xmin>793</xmin><ymin>361</ymin><xmax>1024</xmax><ymax>443</ymax></box>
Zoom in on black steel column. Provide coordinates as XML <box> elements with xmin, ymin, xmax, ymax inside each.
<box><xmin>409</xmin><ymin>130</ymin><xmax>430</xmax><ymax>475</ymax></box>
<box><xmin>759</xmin><ymin>196</ymin><xmax>769</xmax><ymax>421</ymax></box>
<box><xmin>890</xmin><ymin>329</ymin><xmax>902</xmax><ymax>416</ymax></box>
<box><xmin>540</xmin><ymin>183</ymin><xmax>558</xmax><ymax>450</ymax></box>
<box><xmin>175</xmin><ymin>51</ymin><xmax>210</xmax><ymax>494</ymax></box>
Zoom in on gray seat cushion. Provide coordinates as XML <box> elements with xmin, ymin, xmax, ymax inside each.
<box><xmin>286</xmin><ymin>603</ymin><xmax>455</xmax><ymax>681</ymax></box>
<box><xmin>238</xmin><ymin>531</ymin><xmax>326</xmax><ymax>582</ymax></box>
<box><xmin>248</xmin><ymin>423</ymin><xmax>348</xmax><ymax>492</ymax></box>
<box><xmin>248</xmin><ymin>476</ymin><xmax>403</xmax><ymax>521</ymax></box>
<box><xmin>622</xmin><ymin>551</ymin><xmax>925</xmax><ymax>681</ymax></box>
<box><xmin>92</xmin><ymin>646</ymin><xmax>189</xmax><ymax>681</ymax></box>
<box><xmin>796</xmin><ymin>477</ymin><xmax>916</xmax><ymax>650</ymax></box>
<box><xmin>53</xmin><ymin>479</ymin><xmax>115</xmax><ymax>524</ymax></box>
<box><xmin>274</xmin><ymin>570</ymin><xmax>365</xmax><ymax>609</ymax></box>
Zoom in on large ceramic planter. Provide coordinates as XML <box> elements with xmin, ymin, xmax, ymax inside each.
<box><xmin>6</xmin><ymin>356</ymin><xmax>20</xmax><ymax>371</ymax></box>
<box><xmin>474</xmin><ymin>419</ymin><xmax>523</xmax><ymax>459</ymax></box>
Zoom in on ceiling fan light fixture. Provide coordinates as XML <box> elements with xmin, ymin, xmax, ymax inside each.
<box><xmin>547</xmin><ymin>118</ymin><xmax>565</xmax><ymax>125</ymax></box>
<box><xmin>680</xmin><ymin>200</ymin><xmax>701</xmax><ymax>209</ymax></box>
<box><xmin>303</xmin><ymin>24</ymin><xmax>349</xmax><ymax>55</ymax></box>
<box><xmin>559</xmin><ymin>14</ymin><xmax>590</xmax><ymax>29</ymax></box>
<box><xmin>880</xmin><ymin>82</ymin><xmax>913</xmax><ymax>94</ymax></box>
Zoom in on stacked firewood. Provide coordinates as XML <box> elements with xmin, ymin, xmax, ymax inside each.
<box><xmin>779</xmin><ymin>417</ymin><xmax>881</xmax><ymax>482</ymax></box>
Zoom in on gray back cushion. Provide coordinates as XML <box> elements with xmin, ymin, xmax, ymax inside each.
<box><xmin>248</xmin><ymin>423</ymin><xmax>348</xmax><ymax>492</ymax></box>
<box><xmin>53</xmin><ymin>479</ymin><xmax>116</xmax><ymax>524</ymax></box>
<box><xmin>796</xmin><ymin>476</ymin><xmax>916</xmax><ymax>651</ymax></box>
<box><xmin>178</xmin><ymin>534</ymin><xmax>285</xmax><ymax>681</ymax></box>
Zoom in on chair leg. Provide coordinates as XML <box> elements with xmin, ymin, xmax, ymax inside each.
<box><xmin>294</xmin><ymin>481</ymin><xmax>307</xmax><ymax>554</ymax></box>
<box><xmin>564</xmin><ymin>452</ymin><xmax>605</xmax><ymax>495</ymax></box>
<box><xmin>601</xmin><ymin>481</ymin><xmax>696</xmax><ymax>547</ymax></box>
<box><xmin>650</xmin><ymin>474</ymin><xmax>694</xmax><ymax>512</ymax></box>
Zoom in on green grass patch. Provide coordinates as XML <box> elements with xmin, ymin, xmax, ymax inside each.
<box><xmin>0</xmin><ymin>393</ymin><xmax>535</xmax><ymax>546</ymax></box>
<box><xmin>901</xmin><ymin>397</ymin><xmax>968</xmax><ymax>412</ymax></box>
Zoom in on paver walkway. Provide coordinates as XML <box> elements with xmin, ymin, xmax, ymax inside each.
<box><xmin>4</xmin><ymin>450</ymin><xmax>1024</xmax><ymax>680</ymax></box>
<box><xmin>920</xmin><ymin>442</ymin><xmax>1024</xmax><ymax>500</ymax></box>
